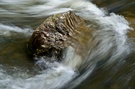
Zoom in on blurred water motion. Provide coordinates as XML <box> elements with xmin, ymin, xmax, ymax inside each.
<box><xmin>0</xmin><ymin>0</ymin><xmax>135</xmax><ymax>89</ymax></box>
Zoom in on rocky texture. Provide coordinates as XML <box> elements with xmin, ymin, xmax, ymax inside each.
<box><xmin>28</xmin><ymin>11</ymin><xmax>92</xmax><ymax>59</ymax></box>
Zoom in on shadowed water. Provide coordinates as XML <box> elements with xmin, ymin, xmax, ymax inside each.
<box><xmin>0</xmin><ymin>0</ymin><xmax>135</xmax><ymax>89</ymax></box>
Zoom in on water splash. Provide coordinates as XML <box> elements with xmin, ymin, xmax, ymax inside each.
<box><xmin>0</xmin><ymin>0</ymin><xmax>133</xmax><ymax>89</ymax></box>
<box><xmin>0</xmin><ymin>23</ymin><xmax>33</xmax><ymax>36</ymax></box>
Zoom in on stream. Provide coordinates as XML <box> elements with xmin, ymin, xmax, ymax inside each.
<box><xmin>0</xmin><ymin>0</ymin><xmax>135</xmax><ymax>89</ymax></box>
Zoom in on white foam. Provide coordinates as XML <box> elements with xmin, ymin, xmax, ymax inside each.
<box><xmin>0</xmin><ymin>0</ymin><xmax>133</xmax><ymax>89</ymax></box>
<box><xmin>0</xmin><ymin>63</ymin><xmax>76</xmax><ymax>89</ymax></box>
<box><xmin>0</xmin><ymin>24</ymin><xmax>33</xmax><ymax>36</ymax></box>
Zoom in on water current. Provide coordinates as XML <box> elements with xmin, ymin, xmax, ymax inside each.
<box><xmin>0</xmin><ymin>0</ymin><xmax>135</xmax><ymax>89</ymax></box>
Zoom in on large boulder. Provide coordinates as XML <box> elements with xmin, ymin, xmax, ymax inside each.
<box><xmin>28</xmin><ymin>11</ymin><xmax>92</xmax><ymax>60</ymax></box>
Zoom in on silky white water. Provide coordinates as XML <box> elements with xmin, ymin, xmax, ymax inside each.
<box><xmin>0</xmin><ymin>0</ymin><xmax>134</xmax><ymax>89</ymax></box>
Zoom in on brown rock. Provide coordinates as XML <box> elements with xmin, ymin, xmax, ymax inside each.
<box><xmin>28</xmin><ymin>11</ymin><xmax>92</xmax><ymax>60</ymax></box>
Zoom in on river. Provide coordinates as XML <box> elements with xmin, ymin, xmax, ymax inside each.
<box><xmin>0</xmin><ymin>0</ymin><xmax>135</xmax><ymax>89</ymax></box>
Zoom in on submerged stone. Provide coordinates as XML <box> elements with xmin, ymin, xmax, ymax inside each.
<box><xmin>28</xmin><ymin>11</ymin><xmax>92</xmax><ymax>60</ymax></box>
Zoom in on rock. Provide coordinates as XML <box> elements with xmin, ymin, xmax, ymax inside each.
<box><xmin>28</xmin><ymin>11</ymin><xmax>92</xmax><ymax>60</ymax></box>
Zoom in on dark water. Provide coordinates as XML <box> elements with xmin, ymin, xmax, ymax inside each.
<box><xmin>0</xmin><ymin>0</ymin><xmax>135</xmax><ymax>89</ymax></box>
<box><xmin>74</xmin><ymin>0</ymin><xmax>135</xmax><ymax>89</ymax></box>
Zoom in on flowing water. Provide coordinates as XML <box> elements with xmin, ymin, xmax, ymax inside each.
<box><xmin>0</xmin><ymin>0</ymin><xmax>135</xmax><ymax>89</ymax></box>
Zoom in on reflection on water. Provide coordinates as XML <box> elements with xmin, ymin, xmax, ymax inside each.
<box><xmin>0</xmin><ymin>0</ymin><xmax>135</xmax><ymax>89</ymax></box>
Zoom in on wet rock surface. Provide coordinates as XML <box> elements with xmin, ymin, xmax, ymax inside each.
<box><xmin>28</xmin><ymin>11</ymin><xmax>92</xmax><ymax>60</ymax></box>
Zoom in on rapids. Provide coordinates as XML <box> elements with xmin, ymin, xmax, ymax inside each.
<box><xmin>0</xmin><ymin>0</ymin><xmax>135</xmax><ymax>89</ymax></box>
